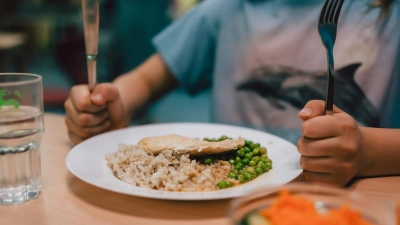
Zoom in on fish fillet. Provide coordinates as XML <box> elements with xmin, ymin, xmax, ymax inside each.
<box><xmin>138</xmin><ymin>134</ymin><xmax>245</xmax><ymax>156</ymax></box>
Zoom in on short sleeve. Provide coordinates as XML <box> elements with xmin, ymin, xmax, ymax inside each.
<box><xmin>152</xmin><ymin>1</ymin><xmax>218</xmax><ymax>95</ymax></box>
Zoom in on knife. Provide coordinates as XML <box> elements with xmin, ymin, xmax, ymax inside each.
<box><xmin>81</xmin><ymin>0</ymin><xmax>99</xmax><ymax>90</ymax></box>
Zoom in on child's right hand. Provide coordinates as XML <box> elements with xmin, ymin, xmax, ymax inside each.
<box><xmin>64</xmin><ymin>83</ymin><xmax>129</xmax><ymax>144</ymax></box>
<box><xmin>297</xmin><ymin>100</ymin><xmax>365</xmax><ymax>187</ymax></box>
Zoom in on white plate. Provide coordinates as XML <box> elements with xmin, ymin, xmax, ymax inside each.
<box><xmin>66</xmin><ymin>123</ymin><xmax>302</xmax><ymax>201</ymax></box>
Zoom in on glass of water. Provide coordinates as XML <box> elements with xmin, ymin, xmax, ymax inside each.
<box><xmin>0</xmin><ymin>73</ymin><xmax>44</xmax><ymax>205</ymax></box>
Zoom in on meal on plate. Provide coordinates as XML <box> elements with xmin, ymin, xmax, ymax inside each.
<box><xmin>240</xmin><ymin>190</ymin><xmax>373</xmax><ymax>225</ymax></box>
<box><xmin>105</xmin><ymin>134</ymin><xmax>273</xmax><ymax>192</ymax></box>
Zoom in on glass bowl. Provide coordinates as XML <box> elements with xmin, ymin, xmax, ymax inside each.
<box><xmin>228</xmin><ymin>182</ymin><xmax>397</xmax><ymax>225</ymax></box>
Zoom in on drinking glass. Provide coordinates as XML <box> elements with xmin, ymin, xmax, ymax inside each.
<box><xmin>0</xmin><ymin>73</ymin><xmax>44</xmax><ymax>205</ymax></box>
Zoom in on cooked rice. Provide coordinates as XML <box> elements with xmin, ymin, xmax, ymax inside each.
<box><xmin>105</xmin><ymin>143</ymin><xmax>238</xmax><ymax>192</ymax></box>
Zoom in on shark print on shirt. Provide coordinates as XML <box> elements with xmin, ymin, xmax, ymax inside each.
<box><xmin>237</xmin><ymin>63</ymin><xmax>380</xmax><ymax>127</ymax></box>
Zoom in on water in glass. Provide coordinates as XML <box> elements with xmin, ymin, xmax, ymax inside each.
<box><xmin>0</xmin><ymin>106</ymin><xmax>44</xmax><ymax>205</ymax></box>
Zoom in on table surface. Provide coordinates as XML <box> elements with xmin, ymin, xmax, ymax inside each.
<box><xmin>2</xmin><ymin>113</ymin><xmax>400</xmax><ymax>225</ymax></box>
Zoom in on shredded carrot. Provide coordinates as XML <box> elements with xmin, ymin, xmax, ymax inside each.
<box><xmin>260</xmin><ymin>189</ymin><xmax>373</xmax><ymax>225</ymax></box>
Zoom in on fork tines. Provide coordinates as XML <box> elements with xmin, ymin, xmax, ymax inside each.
<box><xmin>319</xmin><ymin>0</ymin><xmax>344</xmax><ymax>24</ymax></box>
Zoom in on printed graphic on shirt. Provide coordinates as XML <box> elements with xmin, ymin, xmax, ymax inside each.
<box><xmin>237</xmin><ymin>63</ymin><xmax>380</xmax><ymax>127</ymax></box>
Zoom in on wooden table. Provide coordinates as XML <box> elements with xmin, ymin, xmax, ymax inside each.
<box><xmin>2</xmin><ymin>113</ymin><xmax>400</xmax><ymax>225</ymax></box>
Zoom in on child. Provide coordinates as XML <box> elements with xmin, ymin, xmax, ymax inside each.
<box><xmin>64</xmin><ymin>0</ymin><xmax>399</xmax><ymax>154</ymax></box>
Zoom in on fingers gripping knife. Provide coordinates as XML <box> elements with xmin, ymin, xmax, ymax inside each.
<box><xmin>81</xmin><ymin>0</ymin><xmax>99</xmax><ymax>90</ymax></box>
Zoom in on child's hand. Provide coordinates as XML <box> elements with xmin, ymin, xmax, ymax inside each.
<box><xmin>297</xmin><ymin>100</ymin><xmax>364</xmax><ymax>186</ymax></box>
<box><xmin>64</xmin><ymin>83</ymin><xmax>129</xmax><ymax>144</ymax></box>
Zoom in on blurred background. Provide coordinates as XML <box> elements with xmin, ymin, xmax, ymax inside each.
<box><xmin>0</xmin><ymin>0</ymin><xmax>211</xmax><ymax>123</ymax></box>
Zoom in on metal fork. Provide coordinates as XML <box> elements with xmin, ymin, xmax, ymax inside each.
<box><xmin>82</xmin><ymin>0</ymin><xmax>99</xmax><ymax>90</ymax></box>
<box><xmin>318</xmin><ymin>0</ymin><xmax>344</xmax><ymax>115</ymax></box>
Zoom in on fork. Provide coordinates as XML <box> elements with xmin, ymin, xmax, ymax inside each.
<box><xmin>318</xmin><ymin>0</ymin><xmax>344</xmax><ymax>115</ymax></box>
<box><xmin>82</xmin><ymin>0</ymin><xmax>99</xmax><ymax>90</ymax></box>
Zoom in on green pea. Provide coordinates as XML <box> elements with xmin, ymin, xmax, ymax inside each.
<box><xmin>249</xmin><ymin>143</ymin><xmax>257</xmax><ymax>150</ymax></box>
<box><xmin>217</xmin><ymin>181</ymin><xmax>229</xmax><ymax>189</ymax></box>
<box><xmin>226</xmin><ymin>181</ymin><xmax>233</xmax><ymax>187</ymax></box>
<box><xmin>245</xmin><ymin>140</ymin><xmax>252</xmax><ymax>146</ymax></box>
<box><xmin>246</xmin><ymin>167</ymin><xmax>255</xmax><ymax>173</ymax></box>
<box><xmin>234</xmin><ymin>163</ymin><xmax>244</xmax><ymax>171</ymax></box>
<box><xmin>236</xmin><ymin>150</ymin><xmax>245</xmax><ymax>157</ymax></box>
<box><xmin>262</xmin><ymin>158</ymin><xmax>272</xmax><ymax>164</ymax></box>
<box><xmin>228</xmin><ymin>172</ymin><xmax>238</xmax><ymax>179</ymax></box>
<box><xmin>261</xmin><ymin>164</ymin><xmax>271</xmax><ymax>172</ymax></box>
<box><xmin>228</xmin><ymin>159</ymin><xmax>235</xmax><ymax>165</ymax></box>
<box><xmin>245</xmin><ymin>153</ymin><xmax>253</xmax><ymax>159</ymax></box>
<box><xmin>255</xmin><ymin>143</ymin><xmax>261</xmax><ymax>148</ymax></box>
<box><xmin>259</xmin><ymin>147</ymin><xmax>267</xmax><ymax>155</ymax></box>
<box><xmin>241</xmin><ymin>158</ymin><xmax>250</xmax><ymax>165</ymax></box>
<box><xmin>252</xmin><ymin>156</ymin><xmax>260</xmax><ymax>163</ymax></box>
<box><xmin>250</xmin><ymin>174</ymin><xmax>257</xmax><ymax>180</ymax></box>
<box><xmin>204</xmin><ymin>158</ymin><xmax>213</xmax><ymax>164</ymax></box>
<box><xmin>261</xmin><ymin>154</ymin><xmax>269</xmax><ymax>159</ymax></box>
<box><xmin>220</xmin><ymin>135</ymin><xmax>228</xmax><ymax>140</ymax></box>
<box><xmin>238</xmin><ymin>176</ymin><xmax>246</xmax><ymax>183</ymax></box>
<box><xmin>235</xmin><ymin>156</ymin><xmax>242</xmax><ymax>163</ymax></box>
<box><xmin>255</xmin><ymin>167</ymin><xmax>264</xmax><ymax>175</ymax></box>
<box><xmin>252</xmin><ymin>148</ymin><xmax>260</xmax><ymax>156</ymax></box>
<box><xmin>244</xmin><ymin>173</ymin><xmax>253</xmax><ymax>180</ymax></box>
<box><xmin>249</xmin><ymin>160</ymin><xmax>257</xmax><ymax>167</ymax></box>
<box><xmin>203</xmin><ymin>138</ymin><xmax>210</xmax><ymax>141</ymax></box>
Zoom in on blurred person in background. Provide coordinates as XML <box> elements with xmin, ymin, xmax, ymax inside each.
<box><xmin>108</xmin><ymin>0</ymin><xmax>202</xmax><ymax>79</ymax></box>
<box><xmin>107</xmin><ymin>0</ymin><xmax>171</xmax><ymax>79</ymax></box>
<box><xmin>64</xmin><ymin>0</ymin><xmax>400</xmax><ymax>186</ymax></box>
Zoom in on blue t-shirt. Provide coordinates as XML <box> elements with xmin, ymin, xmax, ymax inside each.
<box><xmin>153</xmin><ymin>0</ymin><xmax>400</xmax><ymax>129</ymax></box>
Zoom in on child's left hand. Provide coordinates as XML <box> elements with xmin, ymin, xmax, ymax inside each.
<box><xmin>297</xmin><ymin>100</ymin><xmax>365</xmax><ymax>186</ymax></box>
